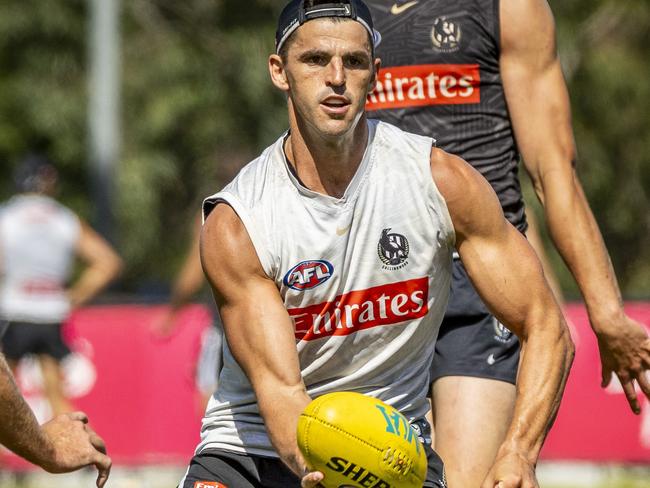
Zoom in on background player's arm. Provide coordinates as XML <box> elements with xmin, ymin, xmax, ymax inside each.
<box><xmin>500</xmin><ymin>0</ymin><xmax>650</xmax><ymax>412</ymax></box>
<box><xmin>200</xmin><ymin>204</ymin><xmax>315</xmax><ymax>479</ymax></box>
<box><xmin>153</xmin><ymin>213</ymin><xmax>205</xmax><ymax>336</ymax></box>
<box><xmin>67</xmin><ymin>220</ymin><xmax>123</xmax><ymax>309</ymax></box>
<box><xmin>431</xmin><ymin>149</ymin><xmax>574</xmax><ymax>487</ymax></box>
<box><xmin>0</xmin><ymin>354</ymin><xmax>111</xmax><ymax>487</ymax></box>
<box><xmin>169</xmin><ymin>213</ymin><xmax>204</xmax><ymax>311</ymax></box>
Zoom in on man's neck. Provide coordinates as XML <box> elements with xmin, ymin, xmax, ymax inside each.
<box><xmin>285</xmin><ymin>116</ymin><xmax>369</xmax><ymax>199</ymax></box>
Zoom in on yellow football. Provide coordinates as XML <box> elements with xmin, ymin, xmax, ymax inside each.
<box><xmin>297</xmin><ymin>392</ymin><xmax>427</xmax><ymax>488</ymax></box>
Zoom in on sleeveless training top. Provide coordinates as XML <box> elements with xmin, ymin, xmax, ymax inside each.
<box><xmin>196</xmin><ymin>120</ymin><xmax>455</xmax><ymax>457</ymax></box>
<box><xmin>367</xmin><ymin>0</ymin><xmax>526</xmax><ymax>231</ymax></box>
<box><xmin>0</xmin><ymin>194</ymin><xmax>80</xmax><ymax>323</ymax></box>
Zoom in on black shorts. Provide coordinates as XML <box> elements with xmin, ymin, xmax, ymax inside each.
<box><xmin>0</xmin><ymin>321</ymin><xmax>70</xmax><ymax>361</ymax></box>
<box><xmin>430</xmin><ymin>259</ymin><xmax>520</xmax><ymax>385</ymax></box>
<box><xmin>180</xmin><ymin>426</ymin><xmax>446</xmax><ymax>488</ymax></box>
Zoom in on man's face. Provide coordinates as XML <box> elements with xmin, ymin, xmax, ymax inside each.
<box><xmin>270</xmin><ymin>18</ymin><xmax>379</xmax><ymax>139</ymax></box>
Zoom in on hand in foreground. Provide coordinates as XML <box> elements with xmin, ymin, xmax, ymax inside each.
<box><xmin>596</xmin><ymin>315</ymin><xmax>650</xmax><ymax>414</ymax></box>
<box><xmin>301</xmin><ymin>470</ymin><xmax>324</xmax><ymax>487</ymax></box>
<box><xmin>39</xmin><ymin>412</ymin><xmax>112</xmax><ymax>487</ymax></box>
<box><xmin>481</xmin><ymin>449</ymin><xmax>538</xmax><ymax>488</ymax></box>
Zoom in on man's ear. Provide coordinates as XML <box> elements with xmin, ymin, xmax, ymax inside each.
<box><xmin>368</xmin><ymin>57</ymin><xmax>381</xmax><ymax>93</ymax></box>
<box><xmin>269</xmin><ymin>54</ymin><xmax>290</xmax><ymax>92</ymax></box>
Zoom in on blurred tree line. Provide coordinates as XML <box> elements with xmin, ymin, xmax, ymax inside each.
<box><xmin>0</xmin><ymin>0</ymin><xmax>648</xmax><ymax>298</ymax></box>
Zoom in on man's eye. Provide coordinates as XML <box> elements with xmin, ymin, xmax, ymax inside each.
<box><xmin>307</xmin><ymin>55</ymin><xmax>326</xmax><ymax>65</ymax></box>
<box><xmin>346</xmin><ymin>57</ymin><xmax>366</xmax><ymax>68</ymax></box>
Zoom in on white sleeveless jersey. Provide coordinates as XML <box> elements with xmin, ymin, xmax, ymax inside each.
<box><xmin>197</xmin><ymin>120</ymin><xmax>455</xmax><ymax>458</ymax></box>
<box><xmin>0</xmin><ymin>195</ymin><xmax>80</xmax><ymax>323</ymax></box>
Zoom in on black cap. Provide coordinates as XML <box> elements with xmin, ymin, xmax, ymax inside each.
<box><xmin>13</xmin><ymin>153</ymin><xmax>57</xmax><ymax>193</ymax></box>
<box><xmin>275</xmin><ymin>0</ymin><xmax>378</xmax><ymax>54</ymax></box>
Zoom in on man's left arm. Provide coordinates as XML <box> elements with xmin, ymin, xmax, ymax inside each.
<box><xmin>431</xmin><ymin>149</ymin><xmax>574</xmax><ymax>487</ymax></box>
<box><xmin>0</xmin><ymin>354</ymin><xmax>111</xmax><ymax>487</ymax></box>
<box><xmin>500</xmin><ymin>0</ymin><xmax>650</xmax><ymax>412</ymax></box>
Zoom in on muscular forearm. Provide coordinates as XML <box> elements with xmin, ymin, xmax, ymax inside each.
<box><xmin>500</xmin><ymin>313</ymin><xmax>574</xmax><ymax>461</ymax></box>
<box><xmin>0</xmin><ymin>357</ymin><xmax>55</xmax><ymax>466</ymax></box>
<box><xmin>257</xmin><ymin>384</ymin><xmax>312</xmax><ymax>476</ymax></box>
<box><xmin>541</xmin><ymin>172</ymin><xmax>624</xmax><ymax>330</ymax></box>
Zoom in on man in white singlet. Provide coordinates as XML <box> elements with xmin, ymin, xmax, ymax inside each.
<box><xmin>0</xmin><ymin>154</ymin><xmax>123</xmax><ymax>416</ymax></box>
<box><xmin>179</xmin><ymin>1</ymin><xmax>573</xmax><ymax>488</ymax></box>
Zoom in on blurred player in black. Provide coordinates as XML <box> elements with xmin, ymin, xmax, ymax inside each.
<box><xmin>366</xmin><ymin>1</ymin><xmax>650</xmax><ymax>486</ymax></box>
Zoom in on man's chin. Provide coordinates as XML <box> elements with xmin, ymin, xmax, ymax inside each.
<box><xmin>315</xmin><ymin>117</ymin><xmax>361</xmax><ymax>138</ymax></box>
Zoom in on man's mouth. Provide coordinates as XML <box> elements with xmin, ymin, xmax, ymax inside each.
<box><xmin>321</xmin><ymin>96</ymin><xmax>351</xmax><ymax>115</ymax></box>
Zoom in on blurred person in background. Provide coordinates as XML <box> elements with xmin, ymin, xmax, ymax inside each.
<box><xmin>0</xmin><ymin>352</ymin><xmax>111</xmax><ymax>487</ymax></box>
<box><xmin>0</xmin><ymin>153</ymin><xmax>123</xmax><ymax>416</ymax></box>
<box><xmin>153</xmin><ymin>210</ymin><xmax>224</xmax><ymax>410</ymax></box>
<box><xmin>366</xmin><ymin>0</ymin><xmax>650</xmax><ymax>486</ymax></box>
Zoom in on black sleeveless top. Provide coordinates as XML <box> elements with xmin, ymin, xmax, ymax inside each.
<box><xmin>367</xmin><ymin>0</ymin><xmax>527</xmax><ymax>231</ymax></box>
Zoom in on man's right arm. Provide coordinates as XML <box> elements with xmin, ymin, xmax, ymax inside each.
<box><xmin>0</xmin><ymin>354</ymin><xmax>111</xmax><ymax>487</ymax></box>
<box><xmin>431</xmin><ymin>148</ymin><xmax>574</xmax><ymax>487</ymax></box>
<box><xmin>200</xmin><ymin>203</ymin><xmax>314</xmax><ymax>478</ymax></box>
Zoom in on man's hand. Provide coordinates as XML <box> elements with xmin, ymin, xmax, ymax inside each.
<box><xmin>39</xmin><ymin>412</ymin><xmax>112</xmax><ymax>487</ymax></box>
<box><xmin>596</xmin><ymin>315</ymin><xmax>650</xmax><ymax>414</ymax></box>
<box><xmin>301</xmin><ymin>471</ymin><xmax>324</xmax><ymax>487</ymax></box>
<box><xmin>481</xmin><ymin>449</ymin><xmax>538</xmax><ymax>488</ymax></box>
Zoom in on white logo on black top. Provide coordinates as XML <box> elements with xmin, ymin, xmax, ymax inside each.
<box><xmin>378</xmin><ymin>228</ymin><xmax>409</xmax><ymax>270</ymax></box>
<box><xmin>493</xmin><ymin>319</ymin><xmax>513</xmax><ymax>343</ymax></box>
<box><xmin>431</xmin><ymin>16</ymin><xmax>462</xmax><ymax>52</ymax></box>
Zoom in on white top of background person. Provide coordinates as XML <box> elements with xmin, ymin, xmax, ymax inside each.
<box><xmin>195</xmin><ymin>1</ymin><xmax>573</xmax><ymax>487</ymax></box>
<box><xmin>0</xmin><ymin>352</ymin><xmax>111</xmax><ymax>487</ymax></box>
<box><xmin>0</xmin><ymin>154</ymin><xmax>123</xmax><ymax>318</ymax></box>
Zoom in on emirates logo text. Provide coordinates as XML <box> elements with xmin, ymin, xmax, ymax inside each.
<box><xmin>366</xmin><ymin>64</ymin><xmax>480</xmax><ymax>111</ymax></box>
<box><xmin>289</xmin><ymin>278</ymin><xmax>429</xmax><ymax>341</ymax></box>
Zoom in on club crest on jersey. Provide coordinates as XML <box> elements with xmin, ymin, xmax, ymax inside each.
<box><xmin>493</xmin><ymin>318</ymin><xmax>514</xmax><ymax>343</ymax></box>
<box><xmin>283</xmin><ymin>260</ymin><xmax>334</xmax><ymax>291</ymax></box>
<box><xmin>378</xmin><ymin>228</ymin><xmax>409</xmax><ymax>270</ymax></box>
<box><xmin>431</xmin><ymin>16</ymin><xmax>462</xmax><ymax>52</ymax></box>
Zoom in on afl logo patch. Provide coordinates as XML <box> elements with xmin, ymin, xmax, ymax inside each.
<box><xmin>431</xmin><ymin>17</ymin><xmax>462</xmax><ymax>52</ymax></box>
<box><xmin>378</xmin><ymin>228</ymin><xmax>409</xmax><ymax>270</ymax></box>
<box><xmin>283</xmin><ymin>260</ymin><xmax>334</xmax><ymax>291</ymax></box>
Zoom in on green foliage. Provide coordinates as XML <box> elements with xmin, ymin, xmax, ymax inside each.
<box><xmin>0</xmin><ymin>0</ymin><xmax>647</xmax><ymax>297</ymax></box>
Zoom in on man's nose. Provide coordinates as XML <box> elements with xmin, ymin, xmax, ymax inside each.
<box><xmin>325</xmin><ymin>58</ymin><xmax>346</xmax><ymax>87</ymax></box>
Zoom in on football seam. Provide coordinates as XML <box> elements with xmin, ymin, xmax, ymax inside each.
<box><xmin>304</xmin><ymin>414</ymin><xmax>382</xmax><ymax>453</ymax></box>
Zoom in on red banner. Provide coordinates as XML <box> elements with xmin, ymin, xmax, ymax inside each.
<box><xmin>1</xmin><ymin>304</ymin><xmax>212</xmax><ymax>467</ymax></box>
<box><xmin>1</xmin><ymin>302</ymin><xmax>649</xmax><ymax>467</ymax></box>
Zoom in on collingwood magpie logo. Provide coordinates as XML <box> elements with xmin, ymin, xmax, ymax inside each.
<box><xmin>493</xmin><ymin>318</ymin><xmax>513</xmax><ymax>343</ymax></box>
<box><xmin>378</xmin><ymin>228</ymin><xmax>409</xmax><ymax>270</ymax></box>
<box><xmin>431</xmin><ymin>16</ymin><xmax>462</xmax><ymax>52</ymax></box>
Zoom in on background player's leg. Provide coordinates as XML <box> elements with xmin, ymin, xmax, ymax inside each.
<box><xmin>432</xmin><ymin>376</ymin><xmax>516</xmax><ymax>487</ymax></box>
<box><xmin>38</xmin><ymin>355</ymin><xmax>72</xmax><ymax>416</ymax></box>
